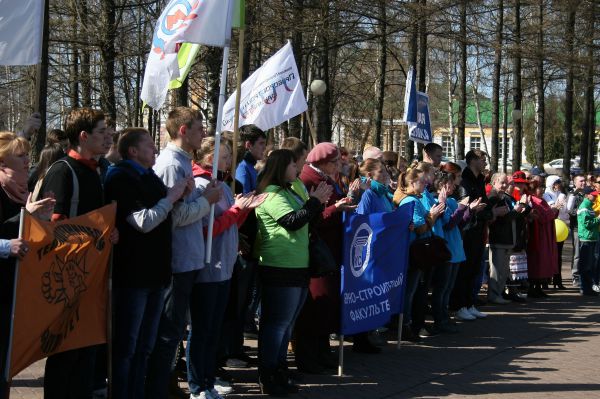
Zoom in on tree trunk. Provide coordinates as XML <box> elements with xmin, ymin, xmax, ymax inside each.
<box><xmin>472</xmin><ymin>48</ymin><xmax>490</xmax><ymax>163</ymax></box>
<box><xmin>31</xmin><ymin>0</ymin><xmax>49</xmax><ymax>161</ymax></box>
<box><xmin>582</xmin><ymin>0</ymin><xmax>595</xmax><ymax>172</ymax></box>
<box><xmin>502</xmin><ymin>71</ymin><xmax>509</xmax><ymax>173</ymax></box>
<box><xmin>100</xmin><ymin>0</ymin><xmax>116</xmax><ymax>120</ymax></box>
<box><xmin>563</xmin><ymin>4</ymin><xmax>577</xmax><ymax>181</ymax></box>
<box><xmin>511</xmin><ymin>0</ymin><xmax>522</xmax><ymax>172</ymax></box>
<box><xmin>288</xmin><ymin>0</ymin><xmax>303</xmax><ymax>138</ymax></box>
<box><xmin>373</xmin><ymin>0</ymin><xmax>387</xmax><ymax>148</ymax></box>
<box><xmin>456</xmin><ymin>0</ymin><xmax>467</xmax><ymax>161</ymax></box>
<box><xmin>69</xmin><ymin>0</ymin><xmax>79</xmax><ymax>109</ymax></box>
<box><xmin>491</xmin><ymin>0</ymin><xmax>503</xmax><ymax>172</ymax></box>
<box><xmin>206</xmin><ymin>47</ymin><xmax>223</xmax><ymax>132</ymax></box>
<box><xmin>416</xmin><ymin>0</ymin><xmax>427</xmax><ymax>158</ymax></box>
<box><xmin>447</xmin><ymin>40</ymin><xmax>456</xmax><ymax>161</ymax></box>
<box><xmin>81</xmin><ymin>0</ymin><xmax>92</xmax><ymax>107</ymax></box>
<box><xmin>534</xmin><ymin>0</ymin><xmax>545</xmax><ymax>170</ymax></box>
<box><xmin>314</xmin><ymin>1</ymin><xmax>331</xmax><ymax>143</ymax></box>
<box><xmin>405</xmin><ymin>0</ymin><xmax>419</xmax><ymax>160</ymax></box>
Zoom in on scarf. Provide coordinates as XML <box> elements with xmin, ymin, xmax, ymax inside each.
<box><xmin>370</xmin><ymin>179</ymin><xmax>394</xmax><ymax>208</ymax></box>
<box><xmin>308</xmin><ymin>164</ymin><xmax>344</xmax><ymax>195</ymax></box>
<box><xmin>0</xmin><ymin>165</ymin><xmax>29</xmax><ymax>204</ymax></box>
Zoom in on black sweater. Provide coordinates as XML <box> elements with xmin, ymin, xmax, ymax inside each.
<box><xmin>105</xmin><ymin>162</ymin><xmax>172</xmax><ymax>289</ymax></box>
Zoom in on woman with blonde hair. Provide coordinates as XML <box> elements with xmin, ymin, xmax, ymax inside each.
<box><xmin>0</xmin><ymin>132</ymin><xmax>55</xmax><ymax>394</ymax></box>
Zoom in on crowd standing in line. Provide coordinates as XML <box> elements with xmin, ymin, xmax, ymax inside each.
<box><xmin>0</xmin><ymin>108</ymin><xmax>596</xmax><ymax>399</ymax></box>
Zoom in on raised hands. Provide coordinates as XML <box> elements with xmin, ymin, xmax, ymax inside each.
<box><xmin>26</xmin><ymin>191</ymin><xmax>56</xmax><ymax>220</ymax></box>
<box><xmin>234</xmin><ymin>192</ymin><xmax>268</xmax><ymax>210</ymax></box>
<box><xmin>310</xmin><ymin>181</ymin><xmax>333</xmax><ymax>204</ymax></box>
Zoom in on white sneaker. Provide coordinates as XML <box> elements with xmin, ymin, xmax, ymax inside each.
<box><xmin>207</xmin><ymin>388</ymin><xmax>225</xmax><ymax>399</ymax></box>
<box><xmin>468</xmin><ymin>305</ymin><xmax>487</xmax><ymax>318</ymax></box>
<box><xmin>190</xmin><ymin>392</ymin><xmax>210</xmax><ymax>399</ymax></box>
<box><xmin>593</xmin><ymin>285</ymin><xmax>600</xmax><ymax>293</ymax></box>
<box><xmin>213</xmin><ymin>378</ymin><xmax>233</xmax><ymax>395</ymax></box>
<box><xmin>455</xmin><ymin>307</ymin><xmax>476</xmax><ymax>321</ymax></box>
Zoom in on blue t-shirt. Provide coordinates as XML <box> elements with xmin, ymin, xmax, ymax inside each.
<box><xmin>443</xmin><ymin>198</ymin><xmax>466</xmax><ymax>263</ymax></box>
<box><xmin>356</xmin><ymin>189</ymin><xmax>393</xmax><ymax>215</ymax></box>
<box><xmin>235</xmin><ymin>155</ymin><xmax>258</xmax><ymax>194</ymax></box>
<box><xmin>399</xmin><ymin>195</ymin><xmax>431</xmax><ymax>243</ymax></box>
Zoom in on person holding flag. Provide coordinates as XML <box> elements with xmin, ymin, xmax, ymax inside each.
<box><xmin>0</xmin><ymin>132</ymin><xmax>55</xmax><ymax>398</ymax></box>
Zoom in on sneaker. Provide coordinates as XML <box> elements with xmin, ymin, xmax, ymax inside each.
<box><xmin>593</xmin><ymin>285</ymin><xmax>600</xmax><ymax>293</ymax></box>
<box><xmin>213</xmin><ymin>378</ymin><xmax>233</xmax><ymax>395</ymax></box>
<box><xmin>468</xmin><ymin>306</ymin><xmax>488</xmax><ymax>318</ymax></box>
<box><xmin>455</xmin><ymin>307</ymin><xmax>476</xmax><ymax>321</ymax></box>
<box><xmin>488</xmin><ymin>297</ymin><xmax>511</xmax><ymax>305</ymax></box>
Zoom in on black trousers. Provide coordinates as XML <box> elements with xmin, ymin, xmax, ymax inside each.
<box><xmin>43</xmin><ymin>346</ymin><xmax>98</xmax><ymax>399</ymax></box>
<box><xmin>451</xmin><ymin>229</ymin><xmax>485</xmax><ymax>310</ymax></box>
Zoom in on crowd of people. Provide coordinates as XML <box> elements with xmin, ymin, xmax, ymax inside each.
<box><xmin>0</xmin><ymin>106</ymin><xmax>597</xmax><ymax>399</ymax></box>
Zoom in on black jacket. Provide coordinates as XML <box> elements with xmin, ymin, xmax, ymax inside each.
<box><xmin>460</xmin><ymin>166</ymin><xmax>492</xmax><ymax>234</ymax></box>
<box><xmin>486</xmin><ymin>190</ymin><xmax>531</xmax><ymax>250</ymax></box>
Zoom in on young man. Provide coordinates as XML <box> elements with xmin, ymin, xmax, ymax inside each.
<box><xmin>567</xmin><ymin>175</ymin><xmax>586</xmax><ymax>286</ymax></box>
<box><xmin>577</xmin><ymin>186</ymin><xmax>600</xmax><ymax>296</ymax></box>
<box><xmin>104</xmin><ymin>128</ymin><xmax>188</xmax><ymax>399</ymax></box>
<box><xmin>41</xmin><ymin>107</ymin><xmax>116</xmax><ymax>398</ymax></box>
<box><xmin>236</xmin><ymin>125</ymin><xmax>266</xmax><ymax>194</ymax></box>
<box><xmin>423</xmin><ymin>142</ymin><xmax>443</xmax><ymax>168</ymax></box>
<box><xmin>145</xmin><ymin>107</ymin><xmax>221</xmax><ymax>399</ymax></box>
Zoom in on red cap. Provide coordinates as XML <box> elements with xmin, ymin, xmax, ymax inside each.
<box><xmin>512</xmin><ymin>171</ymin><xmax>528</xmax><ymax>183</ymax></box>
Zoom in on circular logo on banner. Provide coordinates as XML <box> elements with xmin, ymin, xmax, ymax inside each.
<box><xmin>350</xmin><ymin>223</ymin><xmax>373</xmax><ymax>278</ymax></box>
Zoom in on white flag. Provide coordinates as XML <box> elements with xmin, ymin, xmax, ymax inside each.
<box><xmin>141</xmin><ymin>0</ymin><xmax>232</xmax><ymax>110</ymax></box>
<box><xmin>0</xmin><ymin>0</ymin><xmax>44</xmax><ymax>66</ymax></box>
<box><xmin>221</xmin><ymin>42</ymin><xmax>307</xmax><ymax>131</ymax></box>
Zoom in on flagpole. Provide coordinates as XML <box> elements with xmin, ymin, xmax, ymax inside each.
<box><xmin>305</xmin><ymin>110</ymin><xmax>318</xmax><ymax>147</ymax></box>
<box><xmin>231</xmin><ymin>27</ymin><xmax>245</xmax><ymax>193</ymax></box>
<box><xmin>206</xmin><ymin>0</ymin><xmax>234</xmax><ymax>263</ymax></box>
<box><xmin>4</xmin><ymin>208</ymin><xmax>26</xmax><ymax>391</ymax></box>
<box><xmin>337</xmin><ymin>334</ymin><xmax>344</xmax><ymax>377</ymax></box>
<box><xmin>397</xmin><ymin>314</ymin><xmax>403</xmax><ymax>349</ymax></box>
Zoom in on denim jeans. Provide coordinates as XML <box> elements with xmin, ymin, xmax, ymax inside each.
<box><xmin>112</xmin><ymin>286</ymin><xmax>165</xmax><ymax>399</ymax></box>
<box><xmin>187</xmin><ymin>280</ymin><xmax>231</xmax><ymax>394</ymax></box>
<box><xmin>431</xmin><ymin>263</ymin><xmax>458</xmax><ymax>324</ymax></box>
<box><xmin>579</xmin><ymin>241</ymin><xmax>597</xmax><ymax>294</ymax></box>
<box><xmin>402</xmin><ymin>268</ymin><xmax>422</xmax><ymax>327</ymax></box>
<box><xmin>258</xmin><ymin>285</ymin><xmax>307</xmax><ymax>372</ymax></box>
<box><xmin>572</xmin><ymin>230</ymin><xmax>580</xmax><ymax>282</ymax></box>
<box><xmin>145</xmin><ymin>270</ymin><xmax>198</xmax><ymax>399</ymax></box>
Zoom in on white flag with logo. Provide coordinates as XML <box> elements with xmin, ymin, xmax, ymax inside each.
<box><xmin>0</xmin><ymin>0</ymin><xmax>44</xmax><ymax>65</ymax></box>
<box><xmin>141</xmin><ymin>0</ymin><xmax>232</xmax><ymax>109</ymax></box>
<box><xmin>221</xmin><ymin>42</ymin><xmax>307</xmax><ymax>131</ymax></box>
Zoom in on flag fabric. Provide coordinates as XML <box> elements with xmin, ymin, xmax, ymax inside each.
<box><xmin>402</xmin><ymin>67</ymin><xmax>418</xmax><ymax>131</ymax></box>
<box><xmin>168</xmin><ymin>43</ymin><xmax>201</xmax><ymax>90</ymax></box>
<box><xmin>232</xmin><ymin>0</ymin><xmax>245</xmax><ymax>28</ymax></box>
<box><xmin>8</xmin><ymin>204</ymin><xmax>116</xmax><ymax>379</ymax></box>
<box><xmin>409</xmin><ymin>92</ymin><xmax>433</xmax><ymax>144</ymax></box>
<box><xmin>0</xmin><ymin>0</ymin><xmax>44</xmax><ymax>66</ymax></box>
<box><xmin>141</xmin><ymin>0</ymin><xmax>233</xmax><ymax>109</ymax></box>
<box><xmin>340</xmin><ymin>203</ymin><xmax>413</xmax><ymax>335</ymax></box>
<box><xmin>403</xmin><ymin>67</ymin><xmax>432</xmax><ymax>144</ymax></box>
<box><xmin>221</xmin><ymin>42</ymin><xmax>307</xmax><ymax>131</ymax></box>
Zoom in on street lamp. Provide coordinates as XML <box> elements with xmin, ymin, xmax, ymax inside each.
<box><xmin>310</xmin><ymin>79</ymin><xmax>327</xmax><ymax>96</ymax></box>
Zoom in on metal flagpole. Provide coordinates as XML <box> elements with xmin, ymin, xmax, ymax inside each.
<box><xmin>230</xmin><ymin>27</ymin><xmax>245</xmax><ymax>193</ymax></box>
<box><xmin>4</xmin><ymin>208</ymin><xmax>26</xmax><ymax>394</ymax></box>
<box><xmin>397</xmin><ymin>314</ymin><xmax>404</xmax><ymax>349</ymax></box>
<box><xmin>206</xmin><ymin>0</ymin><xmax>234</xmax><ymax>263</ymax></box>
<box><xmin>337</xmin><ymin>335</ymin><xmax>344</xmax><ymax>377</ymax></box>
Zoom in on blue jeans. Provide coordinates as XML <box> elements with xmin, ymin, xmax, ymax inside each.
<box><xmin>402</xmin><ymin>268</ymin><xmax>422</xmax><ymax>326</ymax></box>
<box><xmin>112</xmin><ymin>286</ymin><xmax>165</xmax><ymax>399</ymax></box>
<box><xmin>579</xmin><ymin>241</ymin><xmax>597</xmax><ymax>294</ymax></box>
<box><xmin>187</xmin><ymin>280</ymin><xmax>231</xmax><ymax>394</ymax></box>
<box><xmin>145</xmin><ymin>270</ymin><xmax>198</xmax><ymax>399</ymax></box>
<box><xmin>258</xmin><ymin>286</ymin><xmax>307</xmax><ymax>372</ymax></box>
<box><xmin>431</xmin><ymin>263</ymin><xmax>459</xmax><ymax>324</ymax></box>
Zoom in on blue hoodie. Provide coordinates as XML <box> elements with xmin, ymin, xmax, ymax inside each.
<box><xmin>442</xmin><ymin>198</ymin><xmax>467</xmax><ymax>263</ymax></box>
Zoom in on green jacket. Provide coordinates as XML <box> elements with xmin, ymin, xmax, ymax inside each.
<box><xmin>577</xmin><ymin>198</ymin><xmax>600</xmax><ymax>242</ymax></box>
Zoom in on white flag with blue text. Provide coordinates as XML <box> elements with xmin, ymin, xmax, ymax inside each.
<box><xmin>221</xmin><ymin>42</ymin><xmax>307</xmax><ymax>131</ymax></box>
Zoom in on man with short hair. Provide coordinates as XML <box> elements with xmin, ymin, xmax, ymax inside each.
<box><xmin>41</xmin><ymin>107</ymin><xmax>117</xmax><ymax>398</ymax></box>
<box><xmin>105</xmin><ymin>128</ymin><xmax>188</xmax><ymax>399</ymax></box>
<box><xmin>423</xmin><ymin>142</ymin><xmax>443</xmax><ymax>168</ymax></box>
<box><xmin>236</xmin><ymin>125</ymin><xmax>267</xmax><ymax>194</ymax></box>
<box><xmin>568</xmin><ymin>174</ymin><xmax>587</xmax><ymax>286</ymax></box>
<box><xmin>577</xmin><ymin>186</ymin><xmax>600</xmax><ymax>296</ymax></box>
<box><xmin>145</xmin><ymin>107</ymin><xmax>222</xmax><ymax>399</ymax></box>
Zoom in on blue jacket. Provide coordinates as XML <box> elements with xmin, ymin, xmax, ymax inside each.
<box><xmin>235</xmin><ymin>152</ymin><xmax>258</xmax><ymax>194</ymax></box>
<box><xmin>400</xmin><ymin>195</ymin><xmax>431</xmax><ymax>243</ymax></box>
<box><xmin>356</xmin><ymin>188</ymin><xmax>394</xmax><ymax>215</ymax></box>
<box><xmin>420</xmin><ymin>189</ymin><xmax>447</xmax><ymax>238</ymax></box>
<box><xmin>442</xmin><ymin>198</ymin><xmax>467</xmax><ymax>263</ymax></box>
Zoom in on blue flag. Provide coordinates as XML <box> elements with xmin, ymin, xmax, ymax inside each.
<box><xmin>408</xmin><ymin>91</ymin><xmax>432</xmax><ymax>144</ymax></box>
<box><xmin>402</xmin><ymin>67</ymin><xmax>417</xmax><ymax>126</ymax></box>
<box><xmin>340</xmin><ymin>203</ymin><xmax>414</xmax><ymax>335</ymax></box>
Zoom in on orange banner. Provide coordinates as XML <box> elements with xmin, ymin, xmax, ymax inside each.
<box><xmin>9</xmin><ymin>203</ymin><xmax>116</xmax><ymax>379</ymax></box>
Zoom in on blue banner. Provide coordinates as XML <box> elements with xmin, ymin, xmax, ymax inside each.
<box><xmin>340</xmin><ymin>203</ymin><xmax>414</xmax><ymax>335</ymax></box>
<box><xmin>402</xmin><ymin>67</ymin><xmax>417</xmax><ymax>125</ymax></box>
<box><xmin>408</xmin><ymin>91</ymin><xmax>432</xmax><ymax>144</ymax></box>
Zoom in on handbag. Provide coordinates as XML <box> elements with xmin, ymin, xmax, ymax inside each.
<box><xmin>308</xmin><ymin>232</ymin><xmax>338</xmax><ymax>277</ymax></box>
<box><xmin>409</xmin><ymin>235</ymin><xmax>451</xmax><ymax>271</ymax></box>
